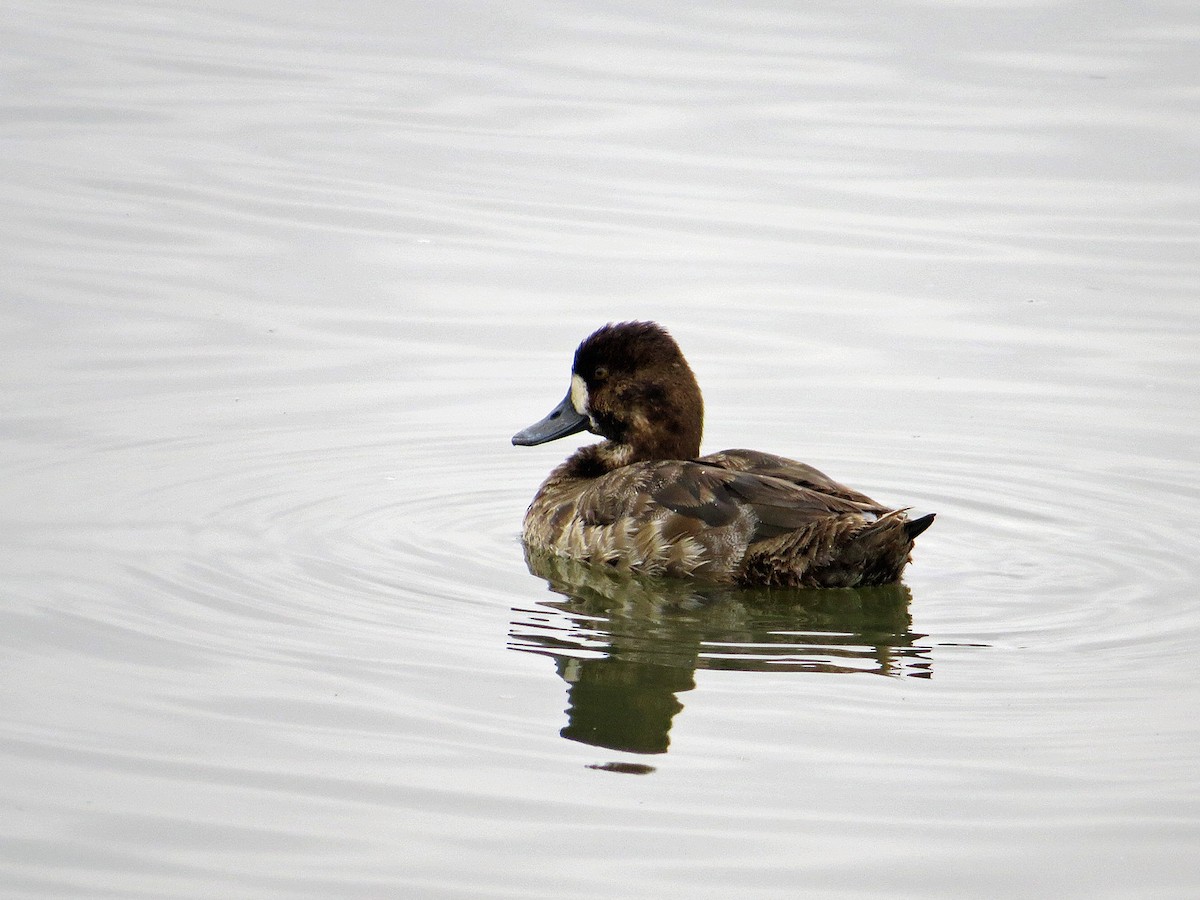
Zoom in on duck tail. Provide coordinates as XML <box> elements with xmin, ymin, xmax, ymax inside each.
<box><xmin>903</xmin><ymin>512</ymin><xmax>936</xmax><ymax>540</ymax></box>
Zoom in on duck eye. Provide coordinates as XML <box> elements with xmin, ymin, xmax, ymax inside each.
<box><xmin>594</xmin><ymin>366</ymin><xmax>609</xmax><ymax>381</ymax></box>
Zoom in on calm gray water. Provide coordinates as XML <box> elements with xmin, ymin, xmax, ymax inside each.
<box><xmin>3</xmin><ymin>0</ymin><xmax>1199</xmax><ymax>897</ymax></box>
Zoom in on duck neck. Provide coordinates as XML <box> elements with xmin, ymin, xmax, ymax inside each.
<box><xmin>619</xmin><ymin>400</ymin><xmax>702</xmax><ymax>463</ymax></box>
<box><xmin>561</xmin><ymin>428</ymin><xmax>702</xmax><ymax>480</ymax></box>
<box><xmin>635</xmin><ymin>419</ymin><xmax>702</xmax><ymax>462</ymax></box>
<box><xmin>561</xmin><ymin>441</ymin><xmax>635</xmax><ymax>479</ymax></box>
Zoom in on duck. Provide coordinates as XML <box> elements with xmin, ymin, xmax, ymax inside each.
<box><xmin>512</xmin><ymin>321</ymin><xmax>934</xmax><ymax>587</ymax></box>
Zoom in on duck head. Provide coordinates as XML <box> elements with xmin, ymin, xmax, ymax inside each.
<box><xmin>512</xmin><ymin>321</ymin><xmax>704</xmax><ymax>463</ymax></box>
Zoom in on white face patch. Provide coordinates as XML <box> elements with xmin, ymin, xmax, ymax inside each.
<box><xmin>569</xmin><ymin>373</ymin><xmax>589</xmax><ymax>415</ymax></box>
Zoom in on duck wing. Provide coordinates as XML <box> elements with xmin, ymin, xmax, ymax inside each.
<box><xmin>700</xmin><ymin>448</ymin><xmax>887</xmax><ymax>510</ymax></box>
<box><xmin>650</xmin><ymin>460</ymin><xmax>880</xmax><ymax>541</ymax></box>
<box><xmin>572</xmin><ymin>454</ymin><xmax>884</xmax><ymax>543</ymax></box>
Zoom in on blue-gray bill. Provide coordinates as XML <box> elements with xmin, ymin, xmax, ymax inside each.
<box><xmin>512</xmin><ymin>390</ymin><xmax>589</xmax><ymax>446</ymax></box>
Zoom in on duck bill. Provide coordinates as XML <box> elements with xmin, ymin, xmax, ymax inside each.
<box><xmin>512</xmin><ymin>390</ymin><xmax>589</xmax><ymax>446</ymax></box>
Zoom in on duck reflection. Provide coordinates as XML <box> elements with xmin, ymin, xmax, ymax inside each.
<box><xmin>510</xmin><ymin>549</ymin><xmax>930</xmax><ymax>755</ymax></box>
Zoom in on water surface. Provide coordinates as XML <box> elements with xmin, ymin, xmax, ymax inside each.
<box><xmin>2</xmin><ymin>0</ymin><xmax>1199</xmax><ymax>897</ymax></box>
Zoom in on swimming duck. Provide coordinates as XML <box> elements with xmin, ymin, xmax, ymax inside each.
<box><xmin>512</xmin><ymin>321</ymin><xmax>934</xmax><ymax>587</ymax></box>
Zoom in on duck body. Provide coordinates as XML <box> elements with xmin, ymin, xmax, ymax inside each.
<box><xmin>513</xmin><ymin>322</ymin><xmax>933</xmax><ymax>588</ymax></box>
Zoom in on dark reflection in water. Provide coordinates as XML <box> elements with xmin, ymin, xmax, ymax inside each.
<box><xmin>510</xmin><ymin>550</ymin><xmax>931</xmax><ymax>757</ymax></box>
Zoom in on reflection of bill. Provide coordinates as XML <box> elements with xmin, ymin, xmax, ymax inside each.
<box><xmin>509</xmin><ymin>548</ymin><xmax>931</xmax><ymax>757</ymax></box>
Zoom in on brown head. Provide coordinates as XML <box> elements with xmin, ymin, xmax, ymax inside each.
<box><xmin>512</xmin><ymin>321</ymin><xmax>704</xmax><ymax>464</ymax></box>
